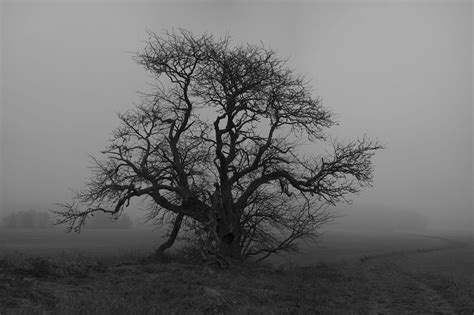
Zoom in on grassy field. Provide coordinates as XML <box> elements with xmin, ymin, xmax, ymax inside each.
<box><xmin>392</xmin><ymin>244</ymin><xmax>474</xmax><ymax>281</ymax></box>
<box><xmin>0</xmin><ymin>227</ymin><xmax>472</xmax><ymax>313</ymax></box>
<box><xmin>270</xmin><ymin>229</ymin><xmax>450</xmax><ymax>265</ymax></box>
<box><xmin>0</xmin><ymin>228</ymin><xmax>450</xmax><ymax>261</ymax></box>
<box><xmin>0</xmin><ymin>228</ymin><xmax>163</xmax><ymax>257</ymax></box>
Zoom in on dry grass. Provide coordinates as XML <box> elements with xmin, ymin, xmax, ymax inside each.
<box><xmin>404</xmin><ymin>271</ymin><xmax>474</xmax><ymax>314</ymax></box>
<box><xmin>1</xmin><ymin>230</ymin><xmax>471</xmax><ymax>313</ymax></box>
<box><xmin>0</xmin><ymin>251</ymin><xmax>370</xmax><ymax>314</ymax></box>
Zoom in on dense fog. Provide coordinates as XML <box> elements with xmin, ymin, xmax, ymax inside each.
<box><xmin>1</xmin><ymin>0</ymin><xmax>472</xmax><ymax>234</ymax></box>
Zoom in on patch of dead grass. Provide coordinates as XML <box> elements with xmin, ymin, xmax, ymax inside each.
<box><xmin>0</xmin><ymin>253</ymin><xmax>370</xmax><ymax>314</ymax></box>
<box><xmin>405</xmin><ymin>271</ymin><xmax>474</xmax><ymax>314</ymax></box>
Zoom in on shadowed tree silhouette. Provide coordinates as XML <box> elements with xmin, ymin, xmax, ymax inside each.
<box><xmin>54</xmin><ymin>29</ymin><xmax>383</xmax><ymax>264</ymax></box>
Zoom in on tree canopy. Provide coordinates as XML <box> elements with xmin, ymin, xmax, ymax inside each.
<box><xmin>55</xmin><ymin>29</ymin><xmax>383</xmax><ymax>264</ymax></box>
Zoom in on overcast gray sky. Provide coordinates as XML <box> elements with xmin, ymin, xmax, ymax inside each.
<box><xmin>1</xmin><ymin>0</ymin><xmax>472</xmax><ymax>230</ymax></box>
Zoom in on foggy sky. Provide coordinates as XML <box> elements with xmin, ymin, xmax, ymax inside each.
<box><xmin>1</xmin><ymin>0</ymin><xmax>472</xmax><ymax>230</ymax></box>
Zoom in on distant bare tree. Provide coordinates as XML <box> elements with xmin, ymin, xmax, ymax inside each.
<box><xmin>54</xmin><ymin>29</ymin><xmax>383</xmax><ymax>263</ymax></box>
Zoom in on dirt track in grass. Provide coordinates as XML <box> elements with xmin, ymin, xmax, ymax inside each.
<box><xmin>363</xmin><ymin>260</ymin><xmax>455</xmax><ymax>314</ymax></box>
<box><xmin>360</xmin><ymin>235</ymin><xmax>473</xmax><ymax>314</ymax></box>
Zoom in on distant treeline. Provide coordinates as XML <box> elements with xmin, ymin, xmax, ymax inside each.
<box><xmin>2</xmin><ymin>210</ymin><xmax>133</xmax><ymax>229</ymax></box>
<box><xmin>2</xmin><ymin>210</ymin><xmax>52</xmax><ymax>229</ymax></box>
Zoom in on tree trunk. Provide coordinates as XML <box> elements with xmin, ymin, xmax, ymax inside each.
<box><xmin>216</xmin><ymin>215</ymin><xmax>242</xmax><ymax>261</ymax></box>
<box><xmin>156</xmin><ymin>213</ymin><xmax>184</xmax><ymax>255</ymax></box>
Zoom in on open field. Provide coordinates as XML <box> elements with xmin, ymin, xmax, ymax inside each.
<box><xmin>0</xmin><ymin>228</ymin><xmax>163</xmax><ymax>257</ymax></box>
<box><xmin>392</xmin><ymin>244</ymin><xmax>474</xmax><ymax>281</ymax></box>
<box><xmin>0</xmin><ymin>228</ymin><xmax>472</xmax><ymax>313</ymax></box>
<box><xmin>0</xmin><ymin>227</ymin><xmax>457</xmax><ymax>261</ymax></box>
<box><xmin>270</xmin><ymin>229</ymin><xmax>456</xmax><ymax>265</ymax></box>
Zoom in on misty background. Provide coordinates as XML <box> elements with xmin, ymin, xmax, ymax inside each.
<box><xmin>1</xmin><ymin>0</ymin><xmax>472</xmax><ymax>232</ymax></box>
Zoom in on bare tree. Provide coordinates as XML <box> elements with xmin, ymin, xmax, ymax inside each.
<box><xmin>54</xmin><ymin>29</ymin><xmax>383</xmax><ymax>263</ymax></box>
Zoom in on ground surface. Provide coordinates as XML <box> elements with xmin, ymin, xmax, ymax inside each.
<box><xmin>358</xmin><ymin>235</ymin><xmax>474</xmax><ymax>314</ymax></box>
<box><xmin>0</xmin><ymin>229</ymin><xmax>472</xmax><ymax>313</ymax></box>
<box><xmin>0</xmin><ymin>228</ymin><xmax>162</xmax><ymax>257</ymax></box>
<box><xmin>364</xmin><ymin>260</ymin><xmax>455</xmax><ymax>313</ymax></box>
<box><xmin>0</xmin><ymin>228</ymin><xmax>451</xmax><ymax>260</ymax></box>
